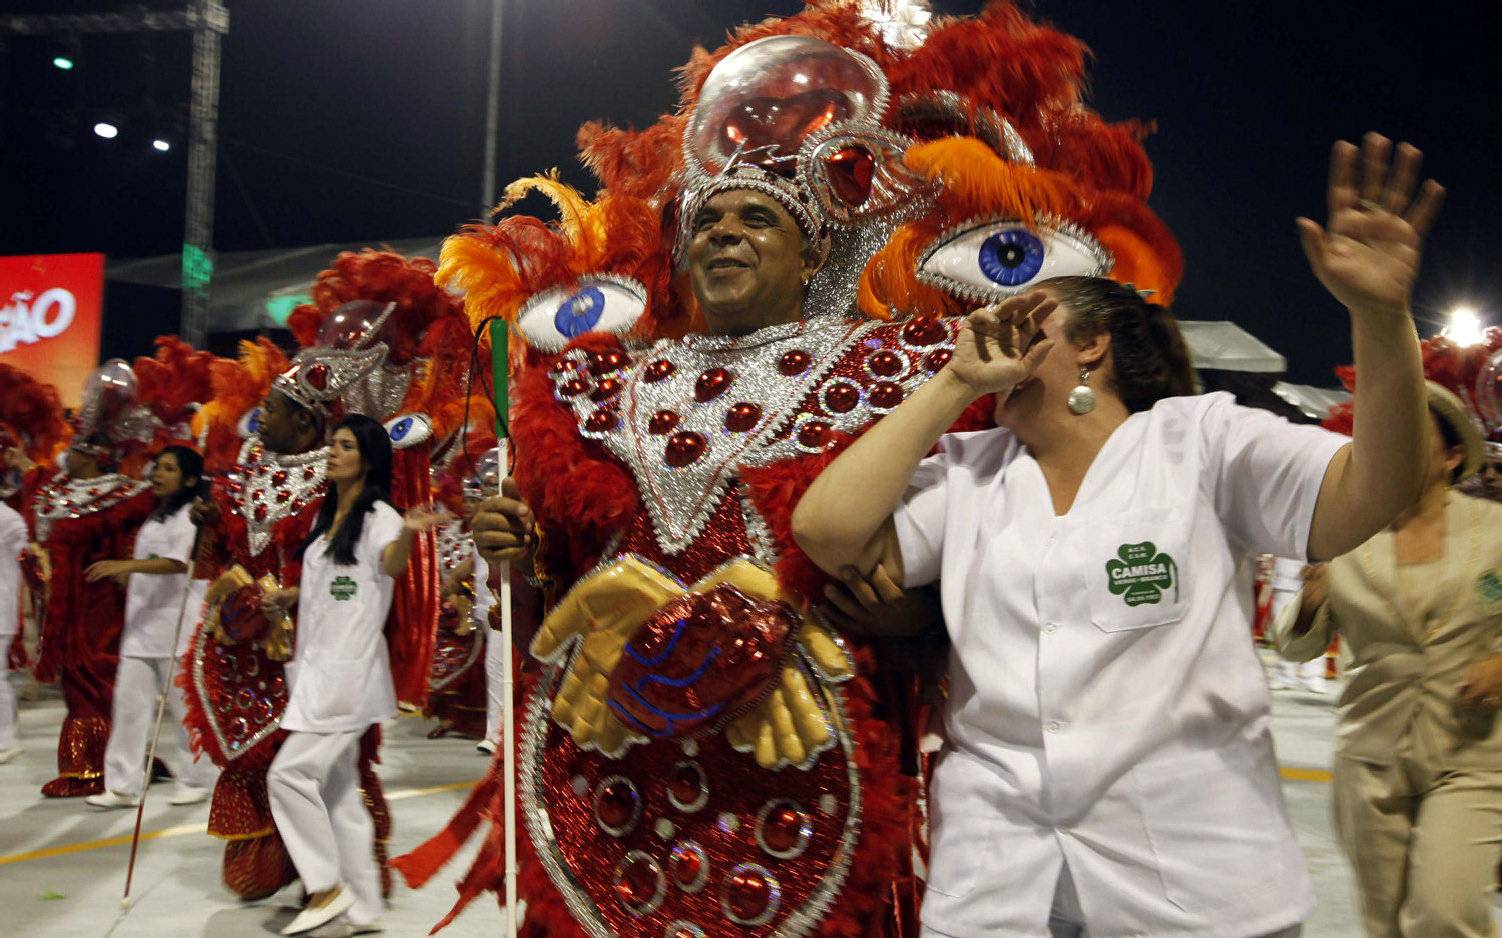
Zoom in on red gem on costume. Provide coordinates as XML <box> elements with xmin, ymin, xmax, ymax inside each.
<box><xmin>591</xmin><ymin>377</ymin><xmax>623</xmax><ymax>402</ymax></box>
<box><xmin>614</xmin><ymin>853</ymin><xmax>662</xmax><ymax>912</ymax></box>
<box><xmin>665</xmin><ymin>431</ymin><xmax>706</xmax><ymax>467</ymax></box>
<box><xmin>589</xmin><ymin>350</ymin><xmax>626</xmax><ymax>374</ymax></box>
<box><xmin>669</xmin><ymin>843</ymin><xmax>706</xmax><ymax>891</ymax></box>
<box><xmin>272</xmin><ymin>470</ymin><xmax>288</xmax><ymax>485</ymax></box>
<box><xmin>275</xmin><ymin>489</ymin><xmax>290</xmax><ymax>503</ymax></box>
<box><xmin>644</xmin><ymin>359</ymin><xmax>676</xmax><ymax>383</ymax></box>
<box><xmin>778</xmin><ymin>350</ymin><xmax>812</xmax><ymax>376</ymax></box>
<box><xmin>303</xmin><ymin>466</ymin><xmax>316</xmax><ymax>479</ymax></box>
<box><xmin>548</xmin><ymin>359</ymin><xmax>573</xmax><ymax>375</ymax></box>
<box><xmin>669</xmin><ymin>762</ymin><xmax>707</xmax><ymax>810</ymax></box>
<box><xmin>923</xmin><ymin>348</ymin><xmax>953</xmax><ymax>372</ymax></box>
<box><xmin>725</xmin><ymin>867</ymin><xmax>776</xmax><ymax>923</ymax></box>
<box><xmin>253</xmin><ymin>504</ymin><xmax>267</xmax><ymax>522</ymax></box>
<box><xmin>902</xmin><ymin>318</ymin><xmax>947</xmax><ymax>347</ymax></box>
<box><xmin>759</xmin><ymin>802</ymin><xmax>809</xmax><ymax>856</ymax></box>
<box><xmin>559</xmin><ymin>378</ymin><xmax>589</xmax><ymax>398</ymax></box>
<box><xmin>649</xmin><ymin>411</ymin><xmax>680</xmax><ymax>435</ymax></box>
<box><xmin>695</xmin><ymin>368</ymin><xmax>732</xmax><ymax>403</ymax></box>
<box><xmin>870</xmin><ymin>381</ymin><xmax>904</xmax><ymax>409</ymax></box>
<box><xmin>823</xmin><ymin>384</ymin><xmax>859</xmax><ymax>414</ymax></box>
<box><xmin>305</xmin><ymin>363</ymin><xmax>330</xmax><ymax>391</ymax></box>
<box><xmin>585</xmin><ymin>409</ymin><xmax>619</xmax><ymax>433</ymax></box>
<box><xmin>724</xmin><ymin>402</ymin><xmax>761</xmax><ymax>433</ymax></box>
<box><xmin>252</xmin><ymin>489</ymin><xmax>264</xmax><ymax>502</ymax></box>
<box><xmin>821</xmin><ymin>143</ymin><xmax>876</xmax><ymax>207</ymax></box>
<box><xmin>867</xmin><ymin>349</ymin><xmax>903</xmax><ymax>377</ymax></box>
<box><xmin>594</xmin><ymin>778</ymin><xmax>641</xmax><ymax>834</ymax></box>
<box><xmin>797</xmin><ymin>420</ymin><xmax>832</xmax><ymax>450</ymax></box>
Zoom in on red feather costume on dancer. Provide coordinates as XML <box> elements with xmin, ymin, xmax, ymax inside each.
<box><xmin>395</xmin><ymin>4</ymin><xmax>1183</xmax><ymax>935</ymax></box>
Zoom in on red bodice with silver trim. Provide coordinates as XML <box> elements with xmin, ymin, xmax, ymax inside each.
<box><xmin>515</xmin><ymin>314</ymin><xmax>956</xmax><ymax>937</ymax></box>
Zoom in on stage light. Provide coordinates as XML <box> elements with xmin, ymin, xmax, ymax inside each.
<box><xmin>52</xmin><ymin>56</ymin><xmax>75</xmax><ymax>71</ymax></box>
<box><xmin>1444</xmin><ymin>306</ymin><xmax>1485</xmax><ymax>346</ymax></box>
<box><xmin>93</xmin><ymin>122</ymin><xmax>118</xmax><ymax>139</ymax></box>
<box><xmin>152</xmin><ymin>139</ymin><xmax>171</xmax><ymax>152</ymax></box>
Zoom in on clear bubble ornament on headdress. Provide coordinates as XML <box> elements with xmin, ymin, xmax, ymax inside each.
<box><xmin>684</xmin><ymin>35</ymin><xmax>889</xmax><ymax>178</ymax></box>
<box><xmin>464</xmin><ymin>447</ymin><xmax>502</xmax><ymax>498</ymax></box>
<box><xmin>1477</xmin><ymin>348</ymin><xmax>1502</xmax><ymax>434</ymax></box>
<box><xmin>317</xmin><ymin>300</ymin><xmax>394</xmax><ymax>350</ymax></box>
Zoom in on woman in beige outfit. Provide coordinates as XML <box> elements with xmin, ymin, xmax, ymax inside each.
<box><xmin>1275</xmin><ymin>382</ymin><xmax>1502</xmax><ymax>938</ymax></box>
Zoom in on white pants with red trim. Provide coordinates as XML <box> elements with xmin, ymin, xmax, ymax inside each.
<box><xmin>267</xmin><ymin>728</ymin><xmax>383</xmax><ymax>926</ymax></box>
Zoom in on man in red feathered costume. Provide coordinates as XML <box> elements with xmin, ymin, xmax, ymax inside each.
<box><xmin>13</xmin><ymin>360</ymin><xmax>163</xmax><ymax>796</ymax></box>
<box><xmin>395</xmin><ymin>4</ymin><xmax>1185</xmax><ymax>935</ymax></box>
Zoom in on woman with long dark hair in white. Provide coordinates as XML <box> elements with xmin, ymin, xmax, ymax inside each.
<box><xmin>262</xmin><ymin>414</ymin><xmax>446</xmax><ymax>936</ymax></box>
<box><xmin>85</xmin><ymin>445</ymin><xmax>218</xmax><ymax>808</ymax></box>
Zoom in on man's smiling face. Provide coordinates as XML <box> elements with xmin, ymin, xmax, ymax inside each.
<box><xmin>685</xmin><ymin>188</ymin><xmax>813</xmax><ymax>335</ymax></box>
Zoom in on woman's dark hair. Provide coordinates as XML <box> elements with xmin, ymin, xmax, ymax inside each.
<box><xmin>1429</xmin><ymin>406</ymin><xmax>1466</xmax><ymax>485</ymax></box>
<box><xmin>151</xmin><ymin>445</ymin><xmax>206</xmax><ymax>521</ymax></box>
<box><xmin>1043</xmin><ymin>276</ymin><xmax>1197</xmax><ymax>413</ymax></box>
<box><xmin>304</xmin><ymin>414</ymin><xmax>393</xmax><ymax>566</ymax></box>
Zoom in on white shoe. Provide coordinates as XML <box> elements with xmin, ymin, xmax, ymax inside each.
<box><xmin>281</xmin><ymin>887</ymin><xmax>354</xmax><ymax>936</ymax></box>
<box><xmin>1302</xmin><ymin>677</ymin><xmax>1329</xmax><ymax>694</ymax></box>
<box><xmin>85</xmin><ymin>790</ymin><xmax>141</xmax><ymax>809</ymax></box>
<box><xmin>476</xmin><ymin>739</ymin><xmax>496</xmax><ymax>755</ymax></box>
<box><xmin>0</xmin><ymin>746</ymin><xmax>21</xmax><ymax>764</ymax></box>
<box><xmin>307</xmin><ymin>918</ymin><xmax>384</xmax><ymax>938</ymax></box>
<box><xmin>1267</xmin><ymin>673</ymin><xmax>1294</xmax><ymax>691</ymax></box>
<box><xmin>168</xmin><ymin>785</ymin><xmax>209</xmax><ymax>806</ymax></box>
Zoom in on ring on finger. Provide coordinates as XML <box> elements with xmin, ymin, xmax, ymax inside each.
<box><xmin>1356</xmin><ymin>197</ymin><xmax>1381</xmax><ymax>212</ymax></box>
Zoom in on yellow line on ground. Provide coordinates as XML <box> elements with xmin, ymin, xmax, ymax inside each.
<box><xmin>0</xmin><ymin>779</ymin><xmax>481</xmax><ymax>866</ymax></box>
<box><xmin>1279</xmin><ymin>765</ymin><xmax>1334</xmax><ymax>783</ymax></box>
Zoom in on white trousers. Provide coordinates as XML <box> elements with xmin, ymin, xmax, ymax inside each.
<box><xmin>103</xmin><ymin>655</ymin><xmax>217</xmax><ymax>797</ymax></box>
<box><xmin>267</xmin><ymin>728</ymin><xmax>382</xmax><ymax>926</ymax></box>
<box><xmin>484</xmin><ymin>625</ymin><xmax>506</xmax><ymax>742</ymax></box>
<box><xmin>0</xmin><ymin>651</ymin><xmax>17</xmax><ymax>750</ymax></box>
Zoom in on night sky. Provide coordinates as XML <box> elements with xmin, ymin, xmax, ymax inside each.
<box><xmin>2</xmin><ymin>0</ymin><xmax>1497</xmax><ymax>384</ymax></box>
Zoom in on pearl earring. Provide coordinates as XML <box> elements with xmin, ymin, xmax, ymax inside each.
<box><xmin>1067</xmin><ymin>366</ymin><xmax>1097</xmax><ymax>415</ymax></box>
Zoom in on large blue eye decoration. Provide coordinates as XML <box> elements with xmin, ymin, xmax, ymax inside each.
<box><xmin>515</xmin><ymin>275</ymin><xmax>648</xmax><ymax>353</ymax></box>
<box><xmin>237</xmin><ymin>406</ymin><xmax>262</xmax><ymax>439</ymax></box>
<box><xmin>917</xmin><ymin>217</ymin><xmax>1111</xmax><ymax>303</ymax></box>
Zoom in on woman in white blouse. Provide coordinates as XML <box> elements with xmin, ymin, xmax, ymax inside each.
<box><xmin>262</xmin><ymin>415</ymin><xmax>446</xmax><ymax>936</ymax></box>
<box><xmin>794</xmin><ymin>136</ymin><xmax>1443</xmax><ymax>937</ymax></box>
<box><xmin>85</xmin><ymin>445</ymin><xmax>217</xmax><ymax>809</ymax></box>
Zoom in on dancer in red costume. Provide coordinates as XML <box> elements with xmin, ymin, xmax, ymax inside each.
<box><xmin>18</xmin><ymin>360</ymin><xmax>163</xmax><ymax>796</ymax></box>
<box><xmin>181</xmin><ymin>249</ymin><xmax>476</xmax><ymax>900</ymax></box>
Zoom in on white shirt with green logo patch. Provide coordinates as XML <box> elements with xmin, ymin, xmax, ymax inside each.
<box><xmin>283</xmin><ymin>499</ymin><xmax>404</xmax><ymax>733</ymax></box>
<box><xmin>893</xmin><ymin>392</ymin><xmax>1345</xmax><ymax>938</ymax></box>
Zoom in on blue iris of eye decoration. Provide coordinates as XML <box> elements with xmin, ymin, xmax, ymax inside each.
<box><xmin>389</xmin><ymin>416</ymin><xmax>414</xmax><ymax>442</ymax></box>
<box><xmin>978</xmin><ymin>229</ymin><xmax>1045</xmax><ymax>286</ymax></box>
<box><xmin>554</xmin><ymin>286</ymin><xmax>606</xmax><ymax>340</ymax></box>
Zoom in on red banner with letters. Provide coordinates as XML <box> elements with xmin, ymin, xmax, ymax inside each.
<box><xmin>0</xmin><ymin>253</ymin><xmax>105</xmax><ymax>407</ymax></box>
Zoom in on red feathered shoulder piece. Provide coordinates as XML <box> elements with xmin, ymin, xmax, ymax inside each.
<box><xmin>0</xmin><ymin>363</ymin><xmax>66</xmax><ymax>464</ymax></box>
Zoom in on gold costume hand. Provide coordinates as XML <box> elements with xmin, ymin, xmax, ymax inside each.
<box><xmin>729</xmin><ymin>664</ymin><xmax>835</xmax><ymax>770</ymax></box>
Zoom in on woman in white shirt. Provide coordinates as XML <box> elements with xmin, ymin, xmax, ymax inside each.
<box><xmin>262</xmin><ymin>414</ymin><xmax>446</xmax><ymax>937</ymax></box>
<box><xmin>0</xmin><ymin>499</ymin><xmax>27</xmax><ymax>764</ymax></box>
<box><xmin>793</xmin><ymin>136</ymin><xmax>1443</xmax><ymax>937</ymax></box>
<box><xmin>84</xmin><ymin>445</ymin><xmax>217</xmax><ymax>808</ymax></box>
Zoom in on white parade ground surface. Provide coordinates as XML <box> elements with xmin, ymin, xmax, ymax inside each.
<box><xmin>1</xmin><ymin>653</ymin><xmax>1499</xmax><ymax>937</ymax></box>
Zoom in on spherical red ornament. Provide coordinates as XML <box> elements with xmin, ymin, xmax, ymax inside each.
<box><xmin>253</xmin><ymin>503</ymin><xmax>268</xmax><ymax>522</ymax></box>
<box><xmin>594</xmin><ymin>777</ymin><xmax>641</xmax><ymax>835</ymax></box>
<box><xmin>669</xmin><ymin>842</ymin><xmax>707</xmax><ymax>892</ymax></box>
<box><xmin>797</xmin><ymin>420</ymin><xmax>832</xmax><ymax>450</ymax></box>
<box><xmin>272</xmin><ymin>470</ymin><xmax>288</xmax><ymax>485</ymax></box>
<box><xmin>589</xmin><ymin>349</ymin><xmax>626</xmax><ymax>375</ymax></box>
<box><xmin>665</xmin><ymin>431</ymin><xmax>707</xmax><ymax>467</ymax></box>
<box><xmin>585</xmin><ymin>409</ymin><xmax>619</xmax><ymax>433</ymax></box>
<box><xmin>252</xmin><ymin>489</ymin><xmax>264</xmax><ymax>502</ymax></box>
<box><xmin>923</xmin><ymin>348</ymin><xmax>953</xmax><ymax>372</ymax></box>
<box><xmin>778</xmin><ymin>350</ymin><xmax>812</xmax><ymax>376</ymax></box>
<box><xmin>275</xmin><ymin>489</ymin><xmax>290</xmax><ymax>503</ymax></box>
<box><xmin>722</xmin><ymin>864</ymin><xmax>780</xmax><ymax>925</ymax></box>
<box><xmin>870</xmin><ymin>381</ymin><xmax>904</xmax><ymax>409</ymax></box>
<box><xmin>614</xmin><ymin>852</ymin><xmax>664</xmax><ymax>914</ymax></box>
<box><xmin>648</xmin><ymin>410</ymin><xmax>680</xmax><ymax>435</ymax></box>
<box><xmin>303</xmin><ymin>466</ymin><xmax>317</xmax><ymax>480</ymax></box>
<box><xmin>756</xmin><ymin>800</ymin><xmax>811</xmax><ymax>858</ymax></box>
<box><xmin>695</xmin><ymin>368</ymin><xmax>733</xmax><ymax>403</ymax></box>
<box><xmin>902</xmin><ymin>318</ymin><xmax>947</xmax><ymax>347</ymax></box>
<box><xmin>644</xmin><ymin>359</ymin><xmax>676</xmax><ymax>383</ymax></box>
<box><xmin>548</xmin><ymin>358</ymin><xmax>575</xmax><ymax>375</ymax></box>
<box><xmin>668</xmin><ymin>761</ymin><xmax>708</xmax><ymax>812</ymax></box>
<box><xmin>590</xmin><ymin>377</ymin><xmax>623</xmax><ymax>402</ymax></box>
<box><xmin>867</xmin><ymin>349</ymin><xmax>904</xmax><ymax>377</ymax></box>
<box><xmin>559</xmin><ymin>378</ymin><xmax>589</xmax><ymax>398</ymax></box>
<box><xmin>822</xmin><ymin>384</ymin><xmax>859</xmax><ymax>414</ymax></box>
<box><xmin>724</xmin><ymin>402</ymin><xmax>762</xmax><ymax>433</ymax></box>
